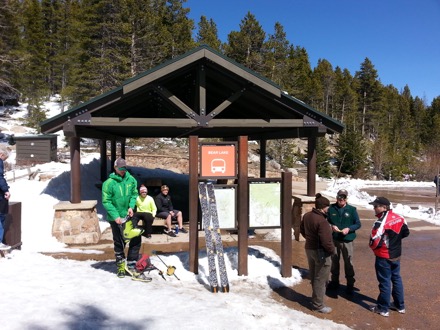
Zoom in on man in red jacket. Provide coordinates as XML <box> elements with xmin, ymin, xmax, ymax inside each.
<box><xmin>369</xmin><ymin>197</ymin><xmax>410</xmax><ymax>317</ymax></box>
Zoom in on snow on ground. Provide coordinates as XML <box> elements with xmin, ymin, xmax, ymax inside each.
<box><xmin>1</xmin><ymin>98</ymin><xmax>438</xmax><ymax>329</ymax></box>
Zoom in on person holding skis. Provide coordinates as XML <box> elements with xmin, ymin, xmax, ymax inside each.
<box><xmin>369</xmin><ymin>197</ymin><xmax>409</xmax><ymax>317</ymax></box>
<box><xmin>0</xmin><ymin>147</ymin><xmax>11</xmax><ymax>251</ymax></box>
<box><xmin>102</xmin><ymin>158</ymin><xmax>149</xmax><ymax>281</ymax></box>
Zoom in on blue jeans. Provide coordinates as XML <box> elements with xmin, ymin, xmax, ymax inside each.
<box><xmin>0</xmin><ymin>213</ymin><xmax>5</xmax><ymax>242</ymax></box>
<box><xmin>375</xmin><ymin>256</ymin><xmax>405</xmax><ymax>312</ymax></box>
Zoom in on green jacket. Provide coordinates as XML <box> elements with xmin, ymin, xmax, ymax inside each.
<box><xmin>327</xmin><ymin>203</ymin><xmax>361</xmax><ymax>242</ymax></box>
<box><xmin>102</xmin><ymin>171</ymin><xmax>138</xmax><ymax>221</ymax></box>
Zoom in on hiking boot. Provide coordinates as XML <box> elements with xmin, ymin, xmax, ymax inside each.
<box><xmin>179</xmin><ymin>227</ymin><xmax>188</xmax><ymax>233</ymax></box>
<box><xmin>370</xmin><ymin>305</ymin><xmax>389</xmax><ymax>317</ymax></box>
<box><xmin>316</xmin><ymin>306</ymin><xmax>332</xmax><ymax>314</ymax></box>
<box><xmin>131</xmin><ymin>272</ymin><xmax>152</xmax><ymax>282</ymax></box>
<box><xmin>390</xmin><ymin>302</ymin><xmax>406</xmax><ymax>314</ymax></box>
<box><xmin>164</xmin><ymin>229</ymin><xmax>176</xmax><ymax>237</ymax></box>
<box><xmin>327</xmin><ymin>281</ymin><xmax>340</xmax><ymax>290</ymax></box>
<box><xmin>0</xmin><ymin>243</ymin><xmax>11</xmax><ymax>250</ymax></box>
<box><xmin>116</xmin><ymin>259</ymin><xmax>126</xmax><ymax>278</ymax></box>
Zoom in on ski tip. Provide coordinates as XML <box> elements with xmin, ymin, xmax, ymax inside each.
<box><xmin>222</xmin><ymin>285</ymin><xmax>230</xmax><ymax>293</ymax></box>
<box><xmin>211</xmin><ymin>286</ymin><xmax>219</xmax><ymax>293</ymax></box>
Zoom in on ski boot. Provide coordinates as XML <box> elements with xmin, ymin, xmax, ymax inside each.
<box><xmin>116</xmin><ymin>258</ymin><xmax>126</xmax><ymax>278</ymax></box>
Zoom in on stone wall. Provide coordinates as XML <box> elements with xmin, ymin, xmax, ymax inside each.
<box><xmin>52</xmin><ymin>200</ymin><xmax>101</xmax><ymax>244</ymax></box>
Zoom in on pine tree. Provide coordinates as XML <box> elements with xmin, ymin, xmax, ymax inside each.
<box><xmin>316</xmin><ymin>136</ymin><xmax>332</xmax><ymax>178</ymax></box>
<box><xmin>354</xmin><ymin>58</ymin><xmax>382</xmax><ymax>137</ymax></box>
<box><xmin>163</xmin><ymin>0</ymin><xmax>195</xmax><ymax>58</ymax></box>
<box><xmin>264</xmin><ymin>22</ymin><xmax>289</xmax><ymax>86</ymax></box>
<box><xmin>285</xmin><ymin>46</ymin><xmax>313</xmax><ymax>102</ymax></box>
<box><xmin>195</xmin><ymin>16</ymin><xmax>221</xmax><ymax>50</ymax></box>
<box><xmin>224</xmin><ymin>12</ymin><xmax>266</xmax><ymax>73</ymax></box>
<box><xmin>310</xmin><ymin>59</ymin><xmax>334</xmax><ymax>114</ymax></box>
<box><xmin>19</xmin><ymin>0</ymin><xmax>49</xmax><ymax>101</ymax></box>
<box><xmin>336</xmin><ymin>126</ymin><xmax>367</xmax><ymax>178</ymax></box>
<box><xmin>0</xmin><ymin>0</ymin><xmax>23</xmax><ymax>93</ymax></box>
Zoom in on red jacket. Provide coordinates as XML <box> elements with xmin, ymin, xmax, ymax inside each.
<box><xmin>369</xmin><ymin>210</ymin><xmax>409</xmax><ymax>259</ymax></box>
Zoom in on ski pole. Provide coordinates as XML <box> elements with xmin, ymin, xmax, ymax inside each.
<box><xmin>151</xmin><ymin>250</ymin><xmax>180</xmax><ymax>280</ymax></box>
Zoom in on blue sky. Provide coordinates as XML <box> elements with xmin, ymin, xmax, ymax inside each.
<box><xmin>185</xmin><ymin>0</ymin><xmax>440</xmax><ymax>105</ymax></box>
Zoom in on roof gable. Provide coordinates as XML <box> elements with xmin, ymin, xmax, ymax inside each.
<box><xmin>41</xmin><ymin>45</ymin><xmax>343</xmax><ymax>140</ymax></box>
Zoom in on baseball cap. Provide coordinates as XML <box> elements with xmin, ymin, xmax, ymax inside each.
<box><xmin>114</xmin><ymin>157</ymin><xmax>127</xmax><ymax>170</ymax></box>
<box><xmin>369</xmin><ymin>197</ymin><xmax>390</xmax><ymax>206</ymax></box>
<box><xmin>337</xmin><ymin>189</ymin><xmax>348</xmax><ymax>199</ymax></box>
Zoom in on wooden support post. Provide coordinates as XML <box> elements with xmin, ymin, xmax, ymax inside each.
<box><xmin>100</xmin><ymin>139</ymin><xmax>107</xmax><ymax>182</ymax></box>
<box><xmin>237</xmin><ymin>136</ymin><xmax>249</xmax><ymax>276</ymax></box>
<box><xmin>307</xmin><ymin>135</ymin><xmax>317</xmax><ymax>196</ymax></box>
<box><xmin>189</xmin><ymin>136</ymin><xmax>199</xmax><ymax>273</ymax></box>
<box><xmin>70</xmin><ymin>136</ymin><xmax>81</xmax><ymax>203</ymax></box>
<box><xmin>281</xmin><ymin>171</ymin><xmax>293</xmax><ymax>277</ymax></box>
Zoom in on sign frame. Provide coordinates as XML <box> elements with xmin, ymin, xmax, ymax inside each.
<box><xmin>248</xmin><ymin>179</ymin><xmax>282</xmax><ymax>228</ymax></box>
<box><xmin>199</xmin><ymin>142</ymin><xmax>237</xmax><ymax>179</ymax></box>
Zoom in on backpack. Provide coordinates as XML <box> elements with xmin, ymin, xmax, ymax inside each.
<box><xmin>135</xmin><ymin>254</ymin><xmax>155</xmax><ymax>273</ymax></box>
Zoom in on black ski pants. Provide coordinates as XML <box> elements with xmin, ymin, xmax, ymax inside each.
<box><xmin>109</xmin><ymin>220</ymin><xmax>141</xmax><ymax>262</ymax></box>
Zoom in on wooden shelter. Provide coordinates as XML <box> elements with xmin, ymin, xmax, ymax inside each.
<box><xmin>40</xmin><ymin>45</ymin><xmax>344</xmax><ymax>275</ymax></box>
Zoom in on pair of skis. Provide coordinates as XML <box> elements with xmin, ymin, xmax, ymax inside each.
<box><xmin>198</xmin><ymin>182</ymin><xmax>229</xmax><ymax>293</ymax></box>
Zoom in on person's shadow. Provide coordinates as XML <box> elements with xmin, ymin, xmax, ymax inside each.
<box><xmin>268</xmin><ymin>267</ymin><xmax>313</xmax><ymax>310</ymax></box>
<box><xmin>326</xmin><ymin>284</ymin><xmax>376</xmax><ymax>311</ymax></box>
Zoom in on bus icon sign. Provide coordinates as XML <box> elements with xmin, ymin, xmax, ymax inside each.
<box><xmin>211</xmin><ymin>159</ymin><xmax>226</xmax><ymax>173</ymax></box>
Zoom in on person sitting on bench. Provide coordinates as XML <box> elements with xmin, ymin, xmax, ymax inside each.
<box><xmin>134</xmin><ymin>185</ymin><xmax>157</xmax><ymax>239</ymax></box>
<box><xmin>155</xmin><ymin>185</ymin><xmax>188</xmax><ymax>237</ymax></box>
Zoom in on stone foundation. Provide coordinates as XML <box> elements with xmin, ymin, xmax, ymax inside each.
<box><xmin>52</xmin><ymin>200</ymin><xmax>101</xmax><ymax>244</ymax></box>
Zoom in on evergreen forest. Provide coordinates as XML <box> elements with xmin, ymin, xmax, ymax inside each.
<box><xmin>1</xmin><ymin>0</ymin><xmax>439</xmax><ymax>180</ymax></box>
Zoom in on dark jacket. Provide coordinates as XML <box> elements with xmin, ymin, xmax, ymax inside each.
<box><xmin>300</xmin><ymin>208</ymin><xmax>335</xmax><ymax>255</ymax></box>
<box><xmin>369</xmin><ymin>210</ymin><xmax>410</xmax><ymax>259</ymax></box>
<box><xmin>0</xmin><ymin>158</ymin><xmax>9</xmax><ymax>202</ymax></box>
<box><xmin>155</xmin><ymin>193</ymin><xmax>174</xmax><ymax>213</ymax></box>
<box><xmin>102</xmin><ymin>171</ymin><xmax>138</xmax><ymax>221</ymax></box>
<box><xmin>327</xmin><ymin>203</ymin><xmax>361</xmax><ymax>242</ymax></box>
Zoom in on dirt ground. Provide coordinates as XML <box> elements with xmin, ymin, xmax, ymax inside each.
<box><xmin>47</xmin><ymin>209</ymin><xmax>440</xmax><ymax>330</ymax></box>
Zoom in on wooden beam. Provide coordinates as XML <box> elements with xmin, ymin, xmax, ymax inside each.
<box><xmin>189</xmin><ymin>136</ymin><xmax>199</xmax><ymax>274</ymax></box>
<box><xmin>281</xmin><ymin>171</ymin><xmax>293</xmax><ymax>277</ymax></box>
<box><xmin>237</xmin><ymin>136</ymin><xmax>249</xmax><ymax>276</ymax></box>
<box><xmin>307</xmin><ymin>135</ymin><xmax>317</xmax><ymax>196</ymax></box>
<box><xmin>90</xmin><ymin>117</ymin><xmax>196</xmax><ymax>127</ymax></box>
<box><xmin>70</xmin><ymin>137</ymin><xmax>81</xmax><ymax>203</ymax></box>
<box><xmin>210</xmin><ymin>88</ymin><xmax>244</xmax><ymax>118</ymax></box>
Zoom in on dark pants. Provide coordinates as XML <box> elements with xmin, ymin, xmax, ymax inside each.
<box><xmin>134</xmin><ymin>212</ymin><xmax>154</xmax><ymax>235</ymax></box>
<box><xmin>109</xmin><ymin>221</ymin><xmax>141</xmax><ymax>262</ymax></box>
<box><xmin>331</xmin><ymin>240</ymin><xmax>355</xmax><ymax>286</ymax></box>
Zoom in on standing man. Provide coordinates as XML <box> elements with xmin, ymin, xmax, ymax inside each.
<box><xmin>300</xmin><ymin>193</ymin><xmax>334</xmax><ymax>314</ymax></box>
<box><xmin>369</xmin><ymin>197</ymin><xmax>409</xmax><ymax>317</ymax></box>
<box><xmin>327</xmin><ymin>189</ymin><xmax>361</xmax><ymax>294</ymax></box>
<box><xmin>102</xmin><ymin>158</ymin><xmax>145</xmax><ymax>280</ymax></box>
<box><xmin>0</xmin><ymin>148</ymin><xmax>11</xmax><ymax>251</ymax></box>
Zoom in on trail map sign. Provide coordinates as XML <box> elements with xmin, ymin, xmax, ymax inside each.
<box><xmin>249</xmin><ymin>181</ymin><xmax>281</xmax><ymax>228</ymax></box>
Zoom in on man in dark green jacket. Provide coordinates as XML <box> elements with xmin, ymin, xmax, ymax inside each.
<box><xmin>102</xmin><ymin>158</ymin><xmax>139</xmax><ymax>278</ymax></box>
<box><xmin>327</xmin><ymin>189</ymin><xmax>361</xmax><ymax>294</ymax></box>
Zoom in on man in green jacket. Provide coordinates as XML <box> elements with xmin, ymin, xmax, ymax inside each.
<box><xmin>102</xmin><ymin>158</ymin><xmax>140</xmax><ymax>278</ymax></box>
<box><xmin>327</xmin><ymin>189</ymin><xmax>361</xmax><ymax>294</ymax></box>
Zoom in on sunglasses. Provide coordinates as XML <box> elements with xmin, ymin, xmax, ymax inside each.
<box><xmin>337</xmin><ymin>195</ymin><xmax>347</xmax><ymax>199</ymax></box>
